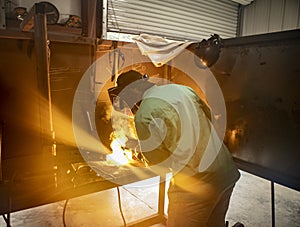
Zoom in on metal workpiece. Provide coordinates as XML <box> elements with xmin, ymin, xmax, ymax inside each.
<box><xmin>214</xmin><ymin>29</ymin><xmax>300</xmax><ymax>191</ymax></box>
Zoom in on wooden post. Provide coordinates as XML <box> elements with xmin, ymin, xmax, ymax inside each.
<box><xmin>34</xmin><ymin>3</ymin><xmax>55</xmax><ymax>156</ymax></box>
<box><xmin>81</xmin><ymin>0</ymin><xmax>97</xmax><ymax>39</ymax></box>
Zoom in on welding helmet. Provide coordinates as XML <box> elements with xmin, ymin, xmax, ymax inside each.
<box><xmin>108</xmin><ymin>70</ymin><xmax>149</xmax><ymax>110</ymax></box>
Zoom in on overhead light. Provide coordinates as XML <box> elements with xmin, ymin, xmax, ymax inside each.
<box><xmin>194</xmin><ymin>34</ymin><xmax>223</xmax><ymax>68</ymax></box>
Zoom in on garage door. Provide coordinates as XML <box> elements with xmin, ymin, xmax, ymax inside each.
<box><xmin>102</xmin><ymin>0</ymin><xmax>239</xmax><ymax>41</ymax></box>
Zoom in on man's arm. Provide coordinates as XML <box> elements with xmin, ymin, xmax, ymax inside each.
<box><xmin>134</xmin><ymin>98</ymin><xmax>180</xmax><ymax>166</ymax></box>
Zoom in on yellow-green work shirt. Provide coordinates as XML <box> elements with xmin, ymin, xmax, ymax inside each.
<box><xmin>134</xmin><ymin>84</ymin><xmax>240</xmax><ymax>192</ymax></box>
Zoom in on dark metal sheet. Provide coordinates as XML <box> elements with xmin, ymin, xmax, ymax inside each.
<box><xmin>213</xmin><ymin>29</ymin><xmax>300</xmax><ymax>191</ymax></box>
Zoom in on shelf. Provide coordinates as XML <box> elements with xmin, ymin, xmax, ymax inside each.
<box><xmin>0</xmin><ymin>23</ymin><xmax>96</xmax><ymax>45</ymax></box>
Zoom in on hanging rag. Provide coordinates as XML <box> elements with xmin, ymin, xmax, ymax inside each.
<box><xmin>133</xmin><ymin>34</ymin><xmax>195</xmax><ymax>67</ymax></box>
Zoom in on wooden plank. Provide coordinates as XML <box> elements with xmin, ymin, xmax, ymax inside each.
<box><xmin>33</xmin><ymin>2</ymin><xmax>54</xmax><ymax>154</ymax></box>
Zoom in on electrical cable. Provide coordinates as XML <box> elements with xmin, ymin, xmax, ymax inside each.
<box><xmin>62</xmin><ymin>187</ymin><xmax>127</xmax><ymax>227</ymax></box>
<box><xmin>117</xmin><ymin>186</ymin><xmax>127</xmax><ymax>227</ymax></box>
<box><xmin>62</xmin><ymin>199</ymin><xmax>69</xmax><ymax>227</ymax></box>
<box><xmin>61</xmin><ymin>166</ymin><xmax>128</xmax><ymax>227</ymax></box>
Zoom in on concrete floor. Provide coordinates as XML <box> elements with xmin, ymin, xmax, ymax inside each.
<box><xmin>0</xmin><ymin>171</ymin><xmax>299</xmax><ymax>227</ymax></box>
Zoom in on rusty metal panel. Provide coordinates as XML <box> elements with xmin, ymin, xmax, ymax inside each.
<box><xmin>0</xmin><ymin>38</ymin><xmax>93</xmax><ymax>159</ymax></box>
<box><xmin>0</xmin><ymin>39</ymin><xmax>43</xmax><ymax>160</ymax></box>
<box><xmin>213</xmin><ymin>29</ymin><xmax>300</xmax><ymax>190</ymax></box>
<box><xmin>50</xmin><ymin>42</ymin><xmax>95</xmax><ymax>160</ymax></box>
<box><xmin>0</xmin><ymin>39</ymin><xmax>97</xmax><ymax>214</ymax></box>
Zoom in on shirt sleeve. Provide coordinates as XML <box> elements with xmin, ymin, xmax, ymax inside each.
<box><xmin>134</xmin><ymin>97</ymin><xmax>180</xmax><ymax>166</ymax></box>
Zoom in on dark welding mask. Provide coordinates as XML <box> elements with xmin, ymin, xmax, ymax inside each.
<box><xmin>108</xmin><ymin>70</ymin><xmax>149</xmax><ymax>110</ymax></box>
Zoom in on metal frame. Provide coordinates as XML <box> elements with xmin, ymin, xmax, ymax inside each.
<box><xmin>0</xmin><ymin>123</ymin><xmax>9</xmax><ymax>227</ymax></box>
<box><xmin>234</xmin><ymin>158</ymin><xmax>293</xmax><ymax>227</ymax></box>
<box><xmin>222</xmin><ymin>29</ymin><xmax>300</xmax><ymax>227</ymax></box>
<box><xmin>223</xmin><ymin>28</ymin><xmax>300</xmax><ymax>47</ymax></box>
<box><xmin>127</xmin><ymin>176</ymin><xmax>167</xmax><ymax>227</ymax></box>
<box><xmin>271</xmin><ymin>181</ymin><xmax>275</xmax><ymax>227</ymax></box>
<box><xmin>1</xmin><ymin>214</ymin><xmax>10</xmax><ymax>227</ymax></box>
<box><xmin>0</xmin><ymin>177</ymin><xmax>167</xmax><ymax>227</ymax></box>
<box><xmin>101</xmin><ymin>0</ymin><xmax>108</xmax><ymax>40</ymax></box>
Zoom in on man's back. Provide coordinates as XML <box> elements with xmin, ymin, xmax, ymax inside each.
<box><xmin>134</xmin><ymin>83</ymin><xmax>240</xmax><ymax>192</ymax></box>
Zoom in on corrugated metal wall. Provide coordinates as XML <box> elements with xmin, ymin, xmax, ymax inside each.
<box><xmin>104</xmin><ymin>0</ymin><xmax>239</xmax><ymax>41</ymax></box>
<box><xmin>241</xmin><ymin>0</ymin><xmax>300</xmax><ymax>36</ymax></box>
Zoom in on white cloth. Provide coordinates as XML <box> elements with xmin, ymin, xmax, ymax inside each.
<box><xmin>133</xmin><ymin>34</ymin><xmax>195</xmax><ymax>67</ymax></box>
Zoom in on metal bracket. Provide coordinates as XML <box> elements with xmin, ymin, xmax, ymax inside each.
<box><xmin>1</xmin><ymin>213</ymin><xmax>11</xmax><ymax>227</ymax></box>
<box><xmin>271</xmin><ymin>181</ymin><xmax>275</xmax><ymax>227</ymax></box>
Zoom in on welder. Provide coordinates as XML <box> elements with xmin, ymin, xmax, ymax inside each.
<box><xmin>108</xmin><ymin>70</ymin><xmax>240</xmax><ymax>227</ymax></box>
